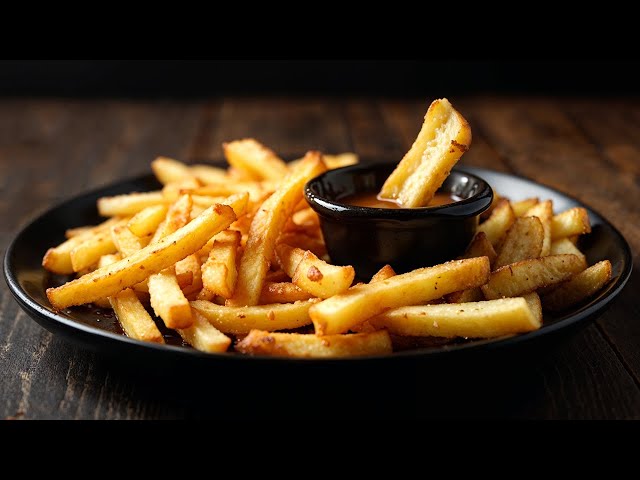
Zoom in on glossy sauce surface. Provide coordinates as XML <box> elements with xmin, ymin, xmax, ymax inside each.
<box><xmin>345</xmin><ymin>192</ymin><xmax>461</xmax><ymax>209</ymax></box>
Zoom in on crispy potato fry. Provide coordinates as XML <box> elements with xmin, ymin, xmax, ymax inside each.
<box><xmin>148</xmin><ymin>268</ymin><xmax>193</xmax><ymax>329</ymax></box>
<box><xmin>511</xmin><ymin>197</ymin><xmax>539</xmax><ymax>216</ymax></box>
<box><xmin>98</xmin><ymin>191</ymin><xmax>167</xmax><ymax>217</ymax></box>
<box><xmin>493</xmin><ymin>216</ymin><xmax>544</xmax><ymax>269</ymax></box>
<box><xmin>223</xmin><ymin>138</ymin><xmax>289</xmax><ymax>182</ymax></box>
<box><xmin>65</xmin><ymin>217</ymin><xmax>122</xmax><ymax>239</ymax></box>
<box><xmin>276</xmin><ymin>232</ymin><xmax>327</xmax><ymax>258</ymax></box>
<box><xmin>227</xmin><ymin>152</ymin><xmax>326</xmax><ymax>307</ymax></box>
<box><xmin>460</xmin><ymin>231</ymin><xmax>497</xmax><ymax>264</ymax></box>
<box><xmin>476</xmin><ymin>199</ymin><xmax>516</xmax><ymax>248</ymax></box>
<box><xmin>370</xmin><ymin>264</ymin><xmax>396</xmax><ymax>283</ymax></box>
<box><xmin>524</xmin><ymin>292</ymin><xmax>543</xmax><ymax>326</ymax></box>
<box><xmin>551</xmin><ymin>207</ymin><xmax>591</xmax><ymax>240</ymax></box>
<box><xmin>310</xmin><ymin>257</ymin><xmax>490</xmax><ymax>335</ymax></box>
<box><xmin>93</xmin><ymin>254</ymin><xmax>123</xmax><ymax>307</ymax></box>
<box><xmin>369</xmin><ymin>296</ymin><xmax>541</xmax><ymax>338</ymax></box>
<box><xmin>481</xmin><ymin>254</ymin><xmax>587</xmax><ymax>300</ymax></box>
<box><xmin>110</xmin><ymin>289</ymin><xmax>164</xmax><ymax>344</ymax></box>
<box><xmin>111</xmin><ymin>225</ymin><xmax>150</xmax><ymax>257</ymax></box>
<box><xmin>524</xmin><ymin>200</ymin><xmax>552</xmax><ymax>256</ymax></box>
<box><xmin>151</xmin><ymin>156</ymin><xmax>193</xmax><ymax>184</ymax></box>
<box><xmin>276</xmin><ymin>244</ymin><xmax>354</xmax><ymax>299</ymax></box>
<box><xmin>46</xmin><ymin>204</ymin><xmax>236</xmax><ymax>309</ymax></box>
<box><xmin>175</xmin><ymin>254</ymin><xmax>203</xmax><ymax>296</ymax></box>
<box><xmin>201</xmin><ymin>230</ymin><xmax>241</xmax><ymax>298</ymax></box>
<box><xmin>127</xmin><ymin>205</ymin><xmax>168</xmax><ymax>238</ymax></box>
<box><xmin>192</xmin><ymin>182</ymin><xmax>266</xmax><ymax>201</ymax></box>
<box><xmin>236</xmin><ymin>329</ymin><xmax>392</xmax><ymax>358</ymax></box>
<box><xmin>176</xmin><ymin>308</ymin><xmax>230</xmax><ymax>353</ymax></box>
<box><xmin>189</xmin><ymin>164</ymin><xmax>228</xmax><ymax>184</ymax></box>
<box><xmin>542</xmin><ymin>260</ymin><xmax>612</xmax><ymax>312</ymax></box>
<box><xmin>151</xmin><ymin>194</ymin><xmax>193</xmax><ymax>243</ymax></box>
<box><xmin>162</xmin><ymin>177</ymin><xmax>202</xmax><ymax>202</ymax></box>
<box><xmin>379</xmin><ymin>98</ymin><xmax>472</xmax><ymax>207</ymax></box>
<box><xmin>550</xmin><ymin>237</ymin><xmax>586</xmax><ymax>263</ymax></box>
<box><xmin>291</xmin><ymin>208</ymin><xmax>320</xmax><ymax>228</ymax></box>
<box><xmin>70</xmin><ymin>230</ymin><xmax>117</xmax><ymax>272</ymax></box>
<box><xmin>191</xmin><ymin>299</ymin><xmax>319</xmax><ymax>334</ymax></box>
<box><xmin>259</xmin><ymin>282</ymin><xmax>314</xmax><ymax>304</ymax></box>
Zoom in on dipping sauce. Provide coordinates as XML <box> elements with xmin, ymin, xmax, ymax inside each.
<box><xmin>345</xmin><ymin>192</ymin><xmax>461</xmax><ymax>209</ymax></box>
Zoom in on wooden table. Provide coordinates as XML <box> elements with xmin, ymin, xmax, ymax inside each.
<box><xmin>1</xmin><ymin>97</ymin><xmax>638</xmax><ymax>419</ymax></box>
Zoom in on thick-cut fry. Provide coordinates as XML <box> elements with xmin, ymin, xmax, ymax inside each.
<box><xmin>550</xmin><ymin>237</ymin><xmax>586</xmax><ymax>263</ymax></box>
<box><xmin>542</xmin><ymin>260</ymin><xmax>612</xmax><ymax>312</ymax></box>
<box><xmin>459</xmin><ymin>231</ymin><xmax>497</xmax><ymax>264</ymax></box>
<box><xmin>191</xmin><ymin>299</ymin><xmax>319</xmax><ymax>334</ymax></box>
<box><xmin>192</xmin><ymin>182</ymin><xmax>265</xmax><ymax>201</ymax></box>
<box><xmin>70</xmin><ymin>230</ymin><xmax>117</xmax><ymax>272</ymax></box>
<box><xmin>511</xmin><ymin>197</ymin><xmax>539</xmax><ymax>216</ymax></box>
<box><xmin>111</xmin><ymin>225</ymin><xmax>150</xmax><ymax>257</ymax></box>
<box><xmin>379</xmin><ymin>98</ymin><xmax>472</xmax><ymax>207</ymax></box>
<box><xmin>189</xmin><ymin>164</ymin><xmax>228</xmax><ymax>184</ymax></box>
<box><xmin>370</xmin><ymin>264</ymin><xmax>396</xmax><ymax>283</ymax></box>
<box><xmin>201</xmin><ymin>230</ymin><xmax>241</xmax><ymax>298</ymax></box>
<box><xmin>524</xmin><ymin>200</ymin><xmax>552</xmax><ymax>256</ymax></box>
<box><xmin>151</xmin><ymin>194</ymin><xmax>193</xmax><ymax>243</ymax></box>
<box><xmin>148</xmin><ymin>268</ymin><xmax>193</xmax><ymax>329</ymax></box>
<box><xmin>98</xmin><ymin>191</ymin><xmax>166</xmax><ymax>217</ymax></box>
<box><xmin>151</xmin><ymin>156</ymin><xmax>194</xmax><ymax>184</ymax></box>
<box><xmin>227</xmin><ymin>152</ymin><xmax>326</xmax><ymax>307</ymax></box>
<box><xmin>223</xmin><ymin>138</ymin><xmax>289</xmax><ymax>182</ymax></box>
<box><xmin>276</xmin><ymin>244</ymin><xmax>354</xmax><ymax>299</ymax></box>
<box><xmin>551</xmin><ymin>207</ymin><xmax>591</xmax><ymax>240</ymax></box>
<box><xmin>176</xmin><ymin>309</ymin><xmax>230</xmax><ymax>353</ymax></box>
<box><xmin>175</xmin><ymin>254</ymin><xmax>203</xmax><ymax>296</ymax></box>
<box><xmin>127</xmin><ymin>205</ymin><xmax>168</xmax><ymax>238</ymax></box>
<box><xmin>110</xmin><ymin>289</ymin><xmax>164</xmax><ymax>344</ymax></box>
<box><xmin>236</xmin><ymin>329</ymin><xmax>392</xmax><ymax>358</ymax></box>
<box><xmin>493</xmin><ymin>216</ymin><xmax>544</xmax><ymax>269</ymax></box>
<box><xmin>481</xmin><ymin>254</ymin><xmax>587</xmax><ymax>300</ymax></box>
<box><xmin>368</xmin><ymin>296</ymin><xmax>541</xmax><ymax>338</ymax></box>
<box><xmin>162</xmin><ymin>177</ymin><xmax>202</xmax><ymax>201</ymax></box>
<box><xmin>259</xmin><ymin>282</ymin><xmax>314</xmax><ymax>304</ymax></box>
<box><xmin>524</xmin><ymin>292</ymin><xmax>543</xmax><ymax>326</ymax></box>
<box><xmin>92</xmin><ymin>253</ymin><xmax>123</xmax><ymax>308</ymax></box>
<box><xmin>476</xmin><ymin>199</ymin><xmax>516</xmax><ymax>247</ymax></box>
<box><xmin>46</xmin><ymin>204</ymin><xmax>236</xmax><ymax>309</ymax></box>
<box><xmin>65</xmin><ymin>217</ymin><xmax>122</xmax><ymax>239</ymax></box>
<box><xmin>310</xmin><ymin>257</ymin><xmax>490</xmax><ymax>335</ymax></box>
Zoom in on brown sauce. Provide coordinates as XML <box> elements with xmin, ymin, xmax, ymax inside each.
<box><xmin>345</xmin><ymin>192</ymin><xmax>461</xmax><ymax>209</ymax></box>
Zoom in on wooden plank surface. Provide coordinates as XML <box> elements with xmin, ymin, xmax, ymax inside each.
<box><xmin>1</xmin><ymin>97</ymin><xmax>638</xmax><ymax>419</ymax></box>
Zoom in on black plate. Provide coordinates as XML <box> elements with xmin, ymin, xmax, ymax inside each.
<box><xmin>3</xmin><ymin>166</ymin><xmax>632</xmax><ymax>365</ymax></box>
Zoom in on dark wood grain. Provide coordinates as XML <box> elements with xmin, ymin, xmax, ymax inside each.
<box><xmin>1</xmin><ymin>96</ymin><xmax>639</xmax><ymax>419</ymax></box>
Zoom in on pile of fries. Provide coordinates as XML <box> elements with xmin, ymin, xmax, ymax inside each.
<box><xmin>41</xmin><ymin>108</ymin><xmax>612</xmax><ymax>358</ymax></box>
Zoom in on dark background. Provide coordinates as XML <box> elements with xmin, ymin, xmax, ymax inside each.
<box><xmin>1</xmin><ymin>60</ymin><xmax>639</xmax><ymax>96</ymax></box>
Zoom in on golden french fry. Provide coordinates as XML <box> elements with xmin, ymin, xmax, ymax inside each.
<box><xmin>542</xmin><ymin>260</ymin><xmax>612</xmax><ymax>312</ymax></box>
<box><xmin>223</xmin><ymin>138</ymin><xmax>289</xmax><ymax>182</ymax></box>
<box><xmin>369</xmin><ymin>296</ymin><xmax>541</xmax><ymax>338</ymax></box>
<box><xmin>70</xmin><ymin>230</ymin><xmax>117</xmax><ymax>272</ymax></box>
<box><xmin>379</xmin><ymin>98</ymin><xmax>471</xmax><ymax>207</ymax></box>
<box><xmin>65</xmin><ymin>217</ymin><xmax>122</xmax><ymax>239</ymax></box>
<box><xmin>46</xmin><ymin>204</ymin><xmax>236</xmax><ymax>310</ymax></box>
<box><xmin>511</xmin><ymin>197</ymin><xmax>539</xmax><ymax>216</ymax></box>
<box><xmin>550</xmin><ymin>237</ymin><xmax>586</xmax><ymax>263</ymax></box>
<box><xmin>201</xmin><ymin>230</ymin><xmax>241</xmax><ymax>298</ymax></box>
<box><xmin>98</xmin><ymin>191</ymin><xmax>167</xmax><ymax>217</ymax></box>
<box><xmin>151</xmin><ymin>194</ymin><xmax>193</xmax><ymax>243</ymax></box>
<box><xmin>151</xmin><ymin>156</ymin><xmax>194</xmax><ymax>184</ymax></box>
<box><xmin>227</xmin><ymin>152</ymin><xmax>326</xmax><ymax>307</ymax></box>
<box><xmin>460</xmin><ymin>231</ymin><xmax>497</xmax><ymax>264</ymax></box>
<box><xmin>110</xmin><ymin>289</ymin><xmax>164</xmax><ymax>344</ymax></box>
<box><xmin>524</xmin><ymin>200</ymin><xmax>552</xmax><ymax>256</ymax></box>
<box><xmin>276</xmin><ymin>244</ymin><xmax>354</xmax><ymax>299</ymax></box>
<box><xmin>127</xmin><ymin>205</ymin><xmax>168</xmax><ymax>238</ymax></box>
<box><xmin>189</xmin><ymin>164</ymin><xmax>228</xmax><ymax>184</ymax></box>
<box><xmin>493</xmin><ymin>216</ymin><xmax>544</xmax><ymax>269</ymax></box>
<box><xmin>111</xmin><ymin>225</ymin><xmax>151</xmax><ymax>257</ymax></box>
<box><xmin>476</xmin><ymin>199</ymin><xmax>516</xmax><ymax>248</ymax></box>
<box><xmin>236</xmin><ymin>329</ymin><xmax>392</xmax><ymax>358</ymax></box>
<box><xmin>162</xmin><ymin>177</ymin><xmax>202</xmax><ymax>202</ymax></box>
<box><xmin>310</xmin><ymin>257</ymin><xmax>490</xmax><ymax>335</ymax></box>
<box><xmin>176</xmin><ymin>308</ymin><xmax>230</xmax><ymax>353</ymax></box>
<box><xmin>524</xmin><ymin>292</ymin><xmax>543</xmax><ymax>326</ymax></box>
<box><xmin>481</xmin><ymin>254</ymin><xmax>587</xmax><ymax>300</ymax></box>
<box><xmin>551</xmin><ymin>207</ymin><xmax>591</xmax><ymax>240</ymax></box>
<box><xmin>289</xmin><ymin>152</ymin><xmax>359</xmax><ymax>171</ymax></box>
<box><xmin>191</xmin><ymin>299</ymin><xmax>319</xmax><ymax>334</ymax></box>
<box><xmin>276</xmin><ymin>232</ymin><xmax>327</xmax><ymax>258</ymax></box>
<box><xmin>370</xmin><ymin>264</ymin><xmax>396</xmax><ymax>283</ymax></box>
<box><xmin>175</xmin><ymin>254</ymin><xmax>203</xmax><ymax>296</ymax></box>
<box><xmin>259</xmin><ymin>282</ymin><xmax>314</xmax><ymax>304</ymax></box>
<box><xmin>148</xmin><ymin>268</ymin><xmax>193</xmax><ymax>329</ymax></box>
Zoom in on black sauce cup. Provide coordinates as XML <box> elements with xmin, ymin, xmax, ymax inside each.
<box><xmin>304</xmin><ymin>163</ymin><xmax>494</xmax><ymax>280</ymax></box>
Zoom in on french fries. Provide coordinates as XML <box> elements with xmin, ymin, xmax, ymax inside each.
<box><xmin>236</xmin><ymin>329</ymin><xmax>392</xmax><ymax>358</ymax></box>
<box><xmin>310</xmin><ymin>257</ymin><xmax>490</xmax><ymax>335</ymax></box>
<box><xmin>42</xmin><ymin>107</ymin><xmax>614</xmax><ymax>357</ymax></box>
<box><xmin>227</xmin><ymin>152</ymin><xmax>326</xmax><ymax>307</ymax></box>
<box><xmin>379</xmin><ymin>98</ymin><xmax>472</xmax><ymax>207</ymax></box>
